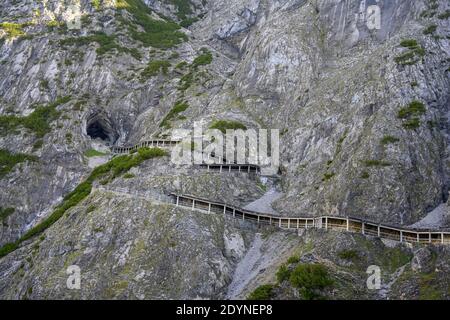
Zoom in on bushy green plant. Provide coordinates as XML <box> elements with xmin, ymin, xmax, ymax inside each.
<box><xmin>337</xmin><ymin>249</ymin><xmax>359</xmax><ymax>261</ymax></box>
<box><xmin>381</xmin><ymin>135</ymin><xmax>400</xmax><ymax>145</ymax></box>
<box><xmin>0</xmin><ymin>149</ymin><xmax>37</xmax><ymax>178</ymax></box>
<box><xmin>423</xmin><ymin>25</ymin><xmax>437</xmax><ymax>35</ymax></box>
<box><xmin>0</xmin><ymin>207</ymin><xmax>15</xmax><ymax>222</ymax></box>
<box><xmin>276</xmin><ymin>264</ymin><xmax>291</xmax><ymax>283</ymax></box>
<box><xmin>192</xmin><ymin>50</ymin><xmax>213</xmax><ymax>67</ymax></box>
<box><xmin>287</xmin><ymin>255</ymin><xmax>300</xmax><ymax>264</ymax></box>
<box><xmin>397</xmin><ymin>101</ymin><xmax>426</xmax><ymax>130</ymax></box>
<box><xmin>0</xmin><ymin>22</ymin><xmax>29</xmax><ymax>38</ymax></box>
<box><xmin>0</xmin><ymin>97</ymin><xmax>70</xmax><ymax>138</ymax></box>
<box><xmin>115</xmin><ymin>0</ymin><xmax>187</xmax><ymax>48</ymax></box>
<box><xmin>397</xmin><ymin>101</ymin><xmax>426</xmax><ymax>119</ymax></box>
<box><xmin>247</xmin><ymin>285</ymin><xmax>274</xmax><ymax>300</ymax></box>
<box><xmin>84</xmin><ymin>149</ymin><xmax>108</xmax><ymax>157</ymax></box>
<box><xmin>141</xmin><ymin>60</ymin><xmax>171</xmax><ymax>78</ymax></box>
<box><xmin>209</xmin><ymin>120</ymin><xmax>247</xmax><ymax>134</ymax></box>
<box><xmin>395</xmin><ymin>40</ymin><xmax>426</xmax><ymax>65</ymax></box>
<box><xmin>0</xmin><ymin>147</ymin><xmax>167</xmax><ymax>258</ymax></box>
<box><xmin>363</xmin><ymin>160</ymin><xmax>391</xmax><ymax>167</ymax></box>
<box><xmin>289</xmin><ymin>264</ymin><xmax>333</xmax><ymax>300</ymax></box>
<box><xmin>160</xmin><ymin>101</ymin><xmax>189</xmax><ymax>128</ymax></box>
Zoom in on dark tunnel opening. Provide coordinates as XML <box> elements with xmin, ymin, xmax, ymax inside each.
<box><xmin>86</xmin><ymin>114</ymin><xmax>118</xmax><ymax>145</ymax></box>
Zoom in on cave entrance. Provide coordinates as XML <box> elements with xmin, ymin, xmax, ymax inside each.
<box><xmin>86</xmin><ymin>113</ymin><xmax>118</xmax><ymax>145</ymax></box>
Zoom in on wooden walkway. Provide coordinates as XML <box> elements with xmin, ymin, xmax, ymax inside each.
<box><xmin>111</xmin><ymin>139</ymin><xmax>180</xmax><ymax>154</ymax></box>
<box><xmin>171</xmin><ymin>194</ymin><xmax>450</xmax><ymax>246</ymax></box>
<box><xmin>110</xmin><ymin>140</ymin><xmax>262</xmax><ymax>174</ymax></box>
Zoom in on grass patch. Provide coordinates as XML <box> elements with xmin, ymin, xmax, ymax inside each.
<box><xmin>84</xmin><ymin>149</ymin><xmax>108</xmax><ymax>157</ymax></box>
<box><xmin>0</xmin><ymin>207</ymin><xmax>15</xmax><ymax>222</ymax></box>
<box><xmin>337</xmin><ymin>249</ymin><xmax>359</xmax><ymax>261</ymax></box>
<box><xmin>423</xmin><ymin>25</ymin><xmax>437</xmax><ymax>35</ymax></box>
<box><xmin>0</xmin><ymin>97</ymin><xmax>70</xmax><ymax>138</ymax></box>
<box><xmin>276</xmin><ymin>264</ymin><xmax>291</xmax><ymax>283</ymax></box>
<box><xmin>0</xmin><ymin>147</ymin><xmax>167</xmax><ymax>259</ymax></box>
<box><xmin>0</xmin><ymin>22</ymin><xmax>30</xmax><ymax>38</ymax></box>
<box><xmin>209</xmin><ymin>120</ymin><xmax>247</xmax><ymax>134</ymax></box>
<box><xmin>192</xmin><ymin>49</ymin><xmax>213</xmax><ymax>68</ymax></box>
<box><xmin>60</xmin><ymin>33</ymin><xmax>140</xmax><ymax>59</ymax></box>
<box><xmin>438</xmin><ymin>10</ymin><xmax>450</xmax><ymax>20</ymax></box>
<box><xmin>363</xmin><ymin>160</ymin><xmax>392</xmax><ymax>167</ymax></box>
<box><xmin>397</xmin><ymin>101</ymin><xmax>426</xmax><ymax>119</ymax></box>
<box><xmin>397</xmin><ymin>101</ymin><xmax>426</xmax><ymax>130</ymax></box>
<box><xmin>322</xmin><ymin>172</ymin><xmax>335</xmax><ymax>182</ymax></box>
<box><xmin>141</xmin><ymin>60</ymin><xmax>171</xmax><ymax>78</ymax></box>
<box><xmin>0</xmin><ymin>149</ymin><xmax>37</xmax><ymax>178</ymax></box>
<box><xmin>116</xmin><ymin>0</ymin><xmax>187</xmax><ymax>48</ymax></box>
<box><xmin>395</xmin><ymin>40</ymin><xmax>426</xmax><ymax>66</ymax></box>
<box><xmin>381</xmin><ymin>135</ymin><xmax>400</xmax><ymax>145</ymax></box>
<box><xmin>247</xmin><ymin>284</ymin><xmax>274</xmax><ymax>300</ymax></box>
<box><xmin>289</xmin><ymin>264</ymin><xmax>333</xmax><ymax>300</ymax></box>
<box><xmin>287</xmin><ymin>256</ymin><xmax>300</xmax><ymax>264</ymax></box>
<box><xmin>159</xmin><ymin>101</ymin><xmax>189</xmax><ymax>128</ymax></box>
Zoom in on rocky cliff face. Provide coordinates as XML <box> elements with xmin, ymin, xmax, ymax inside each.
<box><xmin>0</xmin><ymin>0</ymin><xmax>449</xmax><ymax>299</ymax></box>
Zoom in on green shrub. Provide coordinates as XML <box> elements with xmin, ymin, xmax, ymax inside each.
<box><xmin>141</xmin><ymin>60</ymin><xmax>171</xmax><ymax>78</ymax></box>
<box><xmin>276</xmin><ymin>264</ymin><xmax>291</xmax><ymax>283</ymax></box>
<box><xmin>423</xmin><ymin>25</ymin><xmax>437</xmax><ymax>35</ymax></box>
<box><xmin>0</xmin><ymin>96</ymin><xmax>70</xmax><ymax>138</ymax></box>
<box><xmin>395</xmin><ymin>40</ymin><xmax>426</xmax><ymax>65</ymax></box>
<box><xmin>0</xmin><ymin>207</ymin><xmax>15</xmax><ymax>222</ymax></box>
<box><xmin>337</xmin><ymin>249</ymin><xmax>359</xmax><ymax>261</ymax></box>
<box><xmin>192</xmin><ymin>50</ymin><xmax>213</xmax><ymax>67</ymax></box>
<box><xmin>381</xmin><ymin>135</ymin><xmax>400</xmax><ymax>145</ymax></box>
<box><xmin>363</xmin><ymin>160</ymin><xmax>391</xmax><ymax>167</ymax></box>
<box><xmin>402</xmin><ymin>117</ymin><xmax>421</xmax><ymax>130</ymax></box>
<box><xmin>247</xmin><ymin>285</ymin><xmax>274</xmax><ymax>300</ymax></box>
<box><xmin>0</xmin><ymin>149</ymin><xmax>37</xmax><ymax>178</ymax></box>
<box><xmin>400</xmin><ymin>39</ymin><xmax>419</xmax><ymax>48</ymax></box>
<box><xmin>209</xmin><ymin>120</ymin><xmax>247</xmax><ymax>134</ymax></box>
<box><xmin>91</xmin><ymin>0</ymin><xmax>102</xmax><ymax>10</ymax></box>
<box><xmin>115</xmin><ymin>0</ymin><xmax>187</xmax><ymax>48</ymax></box>
<box><xmin>287</xmin><ymin>256</ymin><xmax>300</xmax><ymax>264</ymax></box>
<box><xmin>0</xmin><ymin>22</ymin><xmax>29</xmax><ymax>38</ymax></box>
<box><xmin>397</xmin><ymin>101</ymin><xmax>426</xmax><ymax>119</ymax></box>
<box><xmin>0</xmin><ymin>147</ymin><xmax>167</xmax><ymax>258</ymax></box>
<box><xmin>160</xmin><ymin>101</ymin><xmax>189</xmax><ymax>128</ymax></box>
<box><xmin>289</xmin><ymin>264</ymin><xmax>333</xmax><ymax>300</ymax></box>
<box><xmin>397</xmin><ymin>101</ymin><xmax>426</xmax><ymax>130</ymax></box>
<box><xmin>178</xmin><ymin>72</ymin><xmax>194</xmax><ymax>91</ymax></box>
<box><xmin>322</xmin><ymin>172</ymin><xmax>335</xmax><ymax>182</ymax></box>
<box><xmin>84</xmin><ymin>149</ymin><xmax>108</xmax><ymax>157</ymax></box>
<box><xmin>438</xmin><ymin>10</ymin><xmax>450</xmax><ymax>19</ymax></box>
<box><xmin>60</xmin><ymin>33</ymin><xmax>139</xmax><ymax>57</ymax></box>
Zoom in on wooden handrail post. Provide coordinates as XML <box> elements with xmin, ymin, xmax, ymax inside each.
<box><xmin>378</xmin><ymin>225</ymin><xmax>380</xmax><ymax>237</ymax></box>
<box><xmin>362</xmin><ymin>222</ymin><xmax>365</xmax><ymax>235</ymax></box>
<box><xmin>442</xmin><ymin>233</ymin><xmax>445</xmax><ymax>245</ymax></box>
<box><xmin>223</xmin><ymin>206</ymin><xmax>226</xmax><ymax>215</ymax></box>
<box><xmin>429</xmin><ymin>233</ymin><xmax>432</xmax><ymax>243</ymax></box>
<box><xmin>208</xmin><ymin>203</ymin><xmax>211</xmax><ymax>213</ymax></box>
<box><xmin>346</xmin><ymin>218</ymin><xmax>349</xmax><ymax>232</ymax></box>
<box><xmin>400</xmin><ymin>231</ymin><xmax>403</xmax><ymax>243</ymax></box>
<box><xmin>192</xmin><ymin>199</ymin><xmax>195</xmax><ymax>210</ymax></box>
<box><xmin>325</xmin><ymin>217</ymin><xmax>328</xmax><ymax>230</ymax></box>
<box><xmin>288</xmin><ymin>219</ymin><xmax>290</xmax><ymax>229</ymax></box>
<box><xmin>176</xmin><ymin>196</ymin><xmax>179</xmax><ymax>206</ymax></box>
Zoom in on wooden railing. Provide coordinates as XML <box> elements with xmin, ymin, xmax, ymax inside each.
<box><xmin>110</xmin><ymin>140</ymin><xmax>262</xmax><ymax>174</ymax></box>
<box><xmin>171</xmin><ymin>194</ymin><xmax>450</xmax><ymax>246</ymax></box>
<box><xmin>111</xmin><ymin>139</ymin><xmax>180</xmax><ymax>154</ymax></box>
